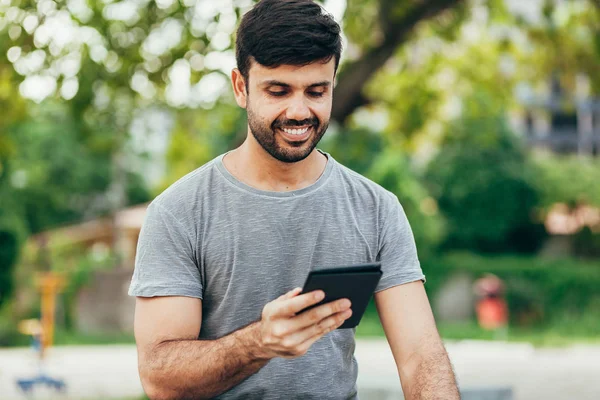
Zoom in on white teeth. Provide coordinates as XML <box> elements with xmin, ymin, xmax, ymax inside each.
<box><xmin>282</xmin><ymin>127</ymin><xmax>309</xmax><ymax>135</ymax></box>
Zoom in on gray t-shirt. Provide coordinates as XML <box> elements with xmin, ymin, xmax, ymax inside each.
<box><xmin>129</xmin><ymin>149</ymin><xmax>425</xmax><ymax>399</ymax></box>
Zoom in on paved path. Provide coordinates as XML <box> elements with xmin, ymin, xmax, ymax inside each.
<box><xmin>355</xmin><ymin>340</ymin><xmax>600</xmax><ymax>400</ymax></box>
<box><xmin>1</xmin><ymin>340</ymin><xmax>599</xmax><ymax>399</ymax></box>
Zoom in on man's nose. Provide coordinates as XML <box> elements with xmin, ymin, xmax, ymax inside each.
<box><xmin>285</xmin><ymin>95</ymin><xmax>311</xmax><ymax>123</ymax></box>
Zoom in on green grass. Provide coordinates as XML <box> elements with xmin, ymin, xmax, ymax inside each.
<box><xmin>438</xmin><ymin>322</ymin><xmax>600</xmax><ymax>347</ymax></box>
<box><xmin>23</xmin><ymin>311</ymin><xmax>600</xmax><ymax>349</ymax></box>
<box><xmin>53</xmin><ymin>327</ymin><xmax>135</xmax><ymax>346</ymax></box>
<box><xmin>355</xmin><ymin>313</ymin><xmax>600</xmax><ymax>347</ymax></box>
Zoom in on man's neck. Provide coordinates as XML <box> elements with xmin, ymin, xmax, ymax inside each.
<box><xmin>223</xmin><ymin>138</ymin><xmax>328</xmax><ymax>192</ymax></box>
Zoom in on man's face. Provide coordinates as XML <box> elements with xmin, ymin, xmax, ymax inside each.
<box><xmin>239</xmin><ymin>59</ymin><xmax>335</xmax><ymax>163</ymax></box>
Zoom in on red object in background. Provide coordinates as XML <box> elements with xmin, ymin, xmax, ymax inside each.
<box><xmin>476</xmin><ymin>297</ymin><xmax>508</xmax><ymax>330</ymax></box>
<box><xmin>474</xmin><ymin>274</ymin><xmax>508</xmax><ymax>330</ymax></box>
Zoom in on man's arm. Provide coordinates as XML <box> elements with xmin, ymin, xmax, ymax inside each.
<box><xmin>374</xmin><ymin>281</ymin><xmax>460</xmax><ymax>400</ymax></box>
<box><xmin>135</xmin><ymin>288</ymin><xmax>353</xmax><ymax>400</ymax></box>
<box><xmin>135</xmin><ymin>295</ymin><xmax>266</xmax><ymax>400</ymax></box>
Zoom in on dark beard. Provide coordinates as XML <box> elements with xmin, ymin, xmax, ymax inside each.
<box><xmin>247</xmin><ymin>107</ymin><xmax>328</xmax><ymax>163</ymax></box>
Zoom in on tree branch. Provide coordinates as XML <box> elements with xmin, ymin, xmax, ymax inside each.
<box><xmin>332</xmin><ymin>0</ymin><xmax>464</xmax><ymax>124</ymax></box>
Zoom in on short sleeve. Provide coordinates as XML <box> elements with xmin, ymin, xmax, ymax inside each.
<box><xmin>128</xmin><ymin>201</ymin><xmax>203</xmax><ymax>299</ymax></box>
<box><xmin>375</xmin><ymin>194</ymin><xmax>426</xmax><ymax>292</ymax></box>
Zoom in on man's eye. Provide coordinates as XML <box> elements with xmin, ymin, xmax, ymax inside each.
<box><xmin>308</xmin><ymin>92</ymin><xmax>325</xmax><ymax>98</ymax></box>
<box><xmin>268</xmin><ymin>91</ymin><xmax>287</xmax><ymax>97</ymax></box>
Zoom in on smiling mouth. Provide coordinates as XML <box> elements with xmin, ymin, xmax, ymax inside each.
<box><xmin>277</xmin><ymin>126</ymin><xmax>313</xmax><ymax>142</ymax></box>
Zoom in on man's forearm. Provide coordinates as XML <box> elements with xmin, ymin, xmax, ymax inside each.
<box><xmin>402</xmin><ymin>344</ymin><xmax>460</xmax><ymax>400</ymax></box>
<box><xmin>141</xmin><ymin>322</ymin><xmax>270</xmax><ymax>400</ymax></box>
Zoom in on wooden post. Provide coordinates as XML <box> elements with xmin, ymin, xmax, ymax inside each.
<box><xmin>35</xmin><ymin>272</ymin><xmax>66</xmax><ymax>358</ymax></box>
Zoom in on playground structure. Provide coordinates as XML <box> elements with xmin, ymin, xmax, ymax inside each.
<box><xmin>15</xmin><ymin>271</ymin><xmax>67</xmax><ymax>395</ymax></box>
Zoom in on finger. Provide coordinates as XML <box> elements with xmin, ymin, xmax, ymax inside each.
<box><xmin>265</xmin><ymin>288</ymin><xmax>303</xmax><ymax>321</ymax></box>
<box><xmin>276</xmin><ymin>287</ymin><xmax>302</xmax><ymax>301</ymax></box>
<box><xmin>288</xmin><ymin>308</ymin><xmax>353</xmax><ymax>348</ymax></box>
<box><xmin>271</xmin><ymin>290</ymin><xmax>325</xmax><ymax>317</ymax></box>
<box><xmin>290</xmin><ymin>298</ymin><xmax>352</xmax><ymax>331</ymax></box>
<box><xmin>275</xmin><ymin>288</ymin><xmax>302</xmax><ymax>300</ymax></box>
<box><xmin>283</xmin><ymin>287</ymin><xmax>303</xmax><ymax>299</ymax></box>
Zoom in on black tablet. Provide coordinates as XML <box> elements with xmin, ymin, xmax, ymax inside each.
<box><xmin>300</xmin><ymin>262</ymin><xmax>382</xmax><ymax>329</ymax></box>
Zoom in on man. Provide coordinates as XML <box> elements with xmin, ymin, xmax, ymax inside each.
<box><xmin>129</xmin><ymin>0</ymin><xmax>460</xmax><ymax>399</ymax></box>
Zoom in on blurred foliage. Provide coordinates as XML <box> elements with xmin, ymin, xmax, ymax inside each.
<box><xmin>573</xmin><ymin>227</ymin><xmax>600</xmax><ymax>259</ymax></box>
<box><xmin>364</xmin><ymin>0</ymin><xmax>517</xmax><ymax>151</ymax></box>
<box><xmin>0</xmin><ymin>36</ymin><xmax>28</xmax><ymax>301</ymax></box>
<box><xmin>0</xmin><ymin>21</ymin><xmax>27</xmax><ymax>160</ymax></box>
<box><xmin>0</xmin><ymin>0</ymin><xmax>474</xmax><ymax>129</ymax></box>
<box><xmin>424</xmin><ymin>92</ymin><xmax>545</xmax><ymax>253</ymax></box>
<box><xmin>160</xmin><ymin>100</ymin><xmax>245</xmax><ymax>192</ymax></box>
<box><xmin>333</xmin><ymin>0</ymin><xmax>468</xmax><ymax>122</ymax></box>
<box><xmin>8</xmin><ymin>103</ymin><xmax>111</xmax><ymax>231</ymax></box>
<box><xmin>4</xmin><ymin>102</ymin><xmax>150</xmax><ymax>234</ymax></box>
<box><xmin>517</xmin><ymin>0</ymin><xmax>600</xmax><ymax>94</ymax></box>
<box><xmin>342</xmin><ymin>0</ymin><xmax>381</xmax><ymax>51</ymax></box>
<box><xmin>422</xmin><ymin>252</ymin><xmax>600</xmax><ymax>332</ymax></box>
<box><xmin>0</xmin><ymin>193</ymin><xmax>27</xmax><ymax>307</ymax></box>
<box><xmin>530</xmin><ymin>155</ymin><xmax>600</xmax><ymax>258</ymax></box>
<box><xmin>320</xmin><ymin>127</ymin><xmax>385</xmax><ymax>177</ymax></box>
<box><xmin>532</xmin><ymin>155</ymin><xmax>600</xmax><ymax>209</ymax></box>
<box><xmin>0</xmin><ymin>101</ymin><xmax>150</xmax><ymax>317</ymax></box>
<box><xmin>367</xmin><ymin>55</ymin><xmax>444</xmax><ymax>149</ymax></box>
<box><xmin>342</xmin><ymin>0</ymin><xmax>468</xmax><ymax>51</ymax></box>
<box><xmin>0</xmin><ymin>300</ymin><xmax>29</xmax><ymax>347</ymax></box>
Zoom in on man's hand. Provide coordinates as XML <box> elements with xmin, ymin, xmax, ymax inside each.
<box><xmin>254</xmin><ymin>288</ymin><xmax>352</xmax><ymax>359</ymax></box>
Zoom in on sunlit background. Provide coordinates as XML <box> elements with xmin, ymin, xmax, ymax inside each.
<box><xmin>1</xmin><ymin>0</ymin><xmax>599</xmax><ymax>399</ymax></box>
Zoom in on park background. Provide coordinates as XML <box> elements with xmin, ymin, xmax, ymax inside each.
<box><xmin>1</xmin><ymin>0</ymin><xmax>599</xmax><ymax>399</ymax></box>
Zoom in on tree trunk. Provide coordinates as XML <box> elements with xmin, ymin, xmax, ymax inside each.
<box><xmin>332</xmin><ymin>0</ymin><xmax>464</xmax><ymax>124</ymax></box>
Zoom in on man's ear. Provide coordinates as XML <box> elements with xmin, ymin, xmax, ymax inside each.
<box><xmin>231</xmin><ymin>68</ymin><xmax>247</xmax><ymax>109</ymax></box>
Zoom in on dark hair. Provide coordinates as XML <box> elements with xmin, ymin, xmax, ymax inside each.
<box><xmin>235</xmin><ymin>0</ymin><xmax>342</xmax><ymax>84</ymax></box>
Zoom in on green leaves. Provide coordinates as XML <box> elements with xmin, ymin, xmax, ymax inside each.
<box><xmin>532</xmin><ymin>155</ymin><xmax>600</xmax><ymax>209</ymax></box>
<box><xmin>424</xmin><ymin>94</ymin><xmax>543</xmax><ymax>253</ymax></box>
<box><xmin>0</xmin><ymin>194</ymin><xmax>27</xmax><ymax>307</ymax></box>
<box><xmin>3</xmin><ymin>102</ymin><xmax>150</xmax><ymax>234</ymax></box>
<box><xmin>160</xmin><ymin>101</ymin><xmax>245</xmax><ymax>191</ymax></box>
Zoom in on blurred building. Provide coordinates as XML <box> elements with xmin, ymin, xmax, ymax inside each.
<box><xmin>515</xmin><ymin>76</ymin><xmax>600</xmax><ymax>157</ymax></box>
